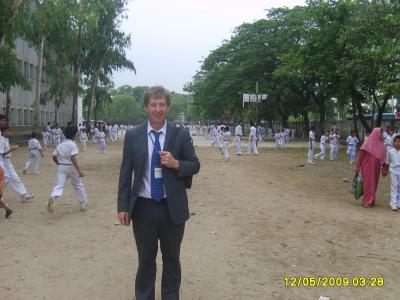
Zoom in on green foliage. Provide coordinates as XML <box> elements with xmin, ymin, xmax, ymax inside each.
<box><xmin>90</xmin><ymin>85</ymin><xmax>194</xmax><ymax>124</ymax></box>
<box><xmin>186</xmin><ymin>0</ymin><xmax>400</xmax><ymax>132</ymax></box>
<box><xmin>0</xmin><ymin>0</ymin><xmax>29</xmax><ymax>94</ymax></box>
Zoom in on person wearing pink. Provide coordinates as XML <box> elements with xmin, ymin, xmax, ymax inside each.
<box><xmin>355</xmin><ymin>128</ymin><xmax>387</xmax><ymax>208</ymax></box>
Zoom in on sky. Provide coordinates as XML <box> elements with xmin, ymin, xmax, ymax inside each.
<box><xmin>112</xmin><ymin>0</ymin><xmax>306</xmax><ymax>93</ymax></box>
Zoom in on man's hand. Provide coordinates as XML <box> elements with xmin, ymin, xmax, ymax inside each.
<box><xmin>78</xmin><ymin>171</ymin><xmax>84</xmax><ymax>177</ymax></box>
<box><xmin>118</xmin><ymin>212</ymin><xmax>130</xmax><ymax>226</ymax></box>
<box><xmin>159</xmin><ymin>151</ymin><xmax>179</xmax><ymax>171</ymax></box>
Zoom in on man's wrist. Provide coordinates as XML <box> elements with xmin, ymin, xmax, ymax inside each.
<box><xmin>174</xmin><ymin>160</ymin><xmax>180</xmax><ymax>171</ymax></box>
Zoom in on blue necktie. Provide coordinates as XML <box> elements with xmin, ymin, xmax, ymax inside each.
<box><xmin>150</xmin><ymin>130</ymin><xmax>164</xmax><ymax>201</ymax></box>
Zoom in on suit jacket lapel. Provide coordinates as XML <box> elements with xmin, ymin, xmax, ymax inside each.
<box><xmin>137</xmin><ymin>121</ymin><xmax>148</xmax><ymax>177</ymax></box>
<box><xmin>163</xmin><ymin>121</ymin><xmax>174</xmax><ymax>151</ymax></box>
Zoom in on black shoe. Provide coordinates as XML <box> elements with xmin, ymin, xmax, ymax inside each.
<box><xmin>5</xmin><ymin>208</ymin><xmax>13</xmax><ymax>218</ymax></box>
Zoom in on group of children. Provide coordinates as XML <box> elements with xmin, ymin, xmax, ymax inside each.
<box><xmin>0</xmin><ymin>118</ymin><xmax>97</xmax><ymax>218</ymax></box>
<box><xmin>306</xmin><ymin>124</ymin><xmax>400</xmax><ymax>212</ymax></box>
<box><xmin>308</xmin><ymin>128</ymin><xmax>359</xmax><ymax>165</ymax></box>
<box><xmin>210</xmin><ymin>122</ymin><xmax>259</xmax><ymax>162</ymax></box>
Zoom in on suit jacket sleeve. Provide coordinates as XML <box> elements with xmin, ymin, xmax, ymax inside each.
<box><xmin>117</xmin><ymin>129</ymin><xmax>134</xmax><ymax>212</ymax></box>
<box><xmin>177</xmin><ymin>129</ymin><xmax>200</xmax><ymax>177</ymax></box>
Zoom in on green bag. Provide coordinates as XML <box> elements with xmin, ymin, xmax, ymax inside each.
<box><xmin>353</xmin><ymin>173</ymin><xmax>363</xmax><ymax>200</ymax></box>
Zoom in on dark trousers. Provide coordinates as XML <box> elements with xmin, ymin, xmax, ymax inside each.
<box><xmin>132</xmin><ymin>197</ymin><xmax>185</xmax><ymax>300</ymax></box>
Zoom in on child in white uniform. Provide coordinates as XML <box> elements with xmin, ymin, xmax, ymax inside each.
<box><xmin>307</xmin><ymin>126</ymin><xmax>316</xmax><ymax>164</ymax></box>
<box><xmin>385</xmin><ymin>128</ymin><xmax>394</xmax><ymax>151</ymax></box>
<box><xmin>79</xmin><ymin>129</ymin><xmax>88</xmax><ymax>152</ymax></box>
<box><xmin>234</xmin><ymin>123</ymin><xmax>243</xmax><ymax>155</ymax></box>
<box><xmin>274</xmin><ymin>130</ymin><xmax>282</xmax><ymax>150</ymax></box>
<box><xmin>97</xmin><ymin>128</ymin><xmax>106</xmax><ymax>154</ymax></box>
<box><xmin>0</xmin><ymin>126</ymin><xmax>34</xmax><ymax>202</ymax></box>
<box><xmin>315</xmin><ymin>132</ymin><xmax>327</xmax><ymax>160</ymax></box>
<box><xmin>329</xmin><ymin>132</ymin><xmax>340</xmax><ymax>160</ymax></box>
<box><xmin>346</xmin><ymin>131</ymin><xmax>359</xmax><ymax>164</ymax></box>
<box><xmin>247</xmin><ymin>122</ymin><xmax>258</xmax><ymax>155</ymax></box>
<box><xmin>47</xmin><ymin>127</ymin><xmax>87</xmax><ymax>213</ymax></box>
<box><xmin>222</xmin><ymin>126</ymin><xmax>231</xmax><ymax>162</ymax></box>
<box><xmin>384</xmin><ymin>135</ymin><xmax>400</xmax><ymax>211</ymax></box>
<box><xmin>23</xmin><ymin>132</ymin><xmax>44</xmax><ymax>174</ymax></box>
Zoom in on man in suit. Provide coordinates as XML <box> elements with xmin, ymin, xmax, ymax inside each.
<box><xmin>117</xmin><ymin>86</ymin><xmax>200</xmax><ymax>300</ymax></box>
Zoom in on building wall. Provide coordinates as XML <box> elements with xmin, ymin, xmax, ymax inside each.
<box><xmin>0</xmin><ymin>37</ymin><xmax>74</xmax><ymax>129</ymax></box>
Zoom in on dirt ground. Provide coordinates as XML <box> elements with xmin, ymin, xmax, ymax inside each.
<box><xmin>0</xmin><ymin>136</ymin><xmax>399</xmax><ymax>300</ymax></box>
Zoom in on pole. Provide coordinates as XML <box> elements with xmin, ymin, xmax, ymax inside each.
<box><xmin>255</xmin><ymin>81</ymin><xmax>259</xmax><ymax>127</ymax></box>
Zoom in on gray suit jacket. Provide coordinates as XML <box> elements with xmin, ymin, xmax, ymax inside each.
<box><xmin>117</xmin><ymin>121</ymin><xmax>200</xmax><ymax>224</ymax></box>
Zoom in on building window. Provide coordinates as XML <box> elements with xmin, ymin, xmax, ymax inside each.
<box><xmin>30</xmin><ymin>64</ymin><xmax>36</xmax><ymax>81</ymax></box>
<box><xmin>18</xmin><ymin>109</ymin><xmax>23</xmax><ymax>126</ymax></box>
<box><xmin>24</xmin><ymin>61</ymin><xmax>29</xmax><ymax>79</ymax></box>
<box><xmin>17</xmin><ymin>59</ymin><xmax>24</xmax><ymax>75</ymax></box>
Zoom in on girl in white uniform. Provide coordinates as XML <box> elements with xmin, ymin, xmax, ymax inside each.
<box><xmin>23</xmin><ymin>133</ymin><xmax>44</xmax><ymax>174</ymax></box>
<box><xmin>47</xmin><ymin>127</ymin><xmax>87</xmax><ymax>213</ymax></box>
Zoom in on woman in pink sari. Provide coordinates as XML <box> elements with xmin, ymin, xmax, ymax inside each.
<box><xmin>355</xmin><ymin>128</ymin><xmax>387</xmax><ymax>208</ymax></box>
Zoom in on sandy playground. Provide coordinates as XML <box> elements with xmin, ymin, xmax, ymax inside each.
<box><xmin>0</xmin><ymin>136</ymin><xmax>399</xmax><ymax>300</ymax></box>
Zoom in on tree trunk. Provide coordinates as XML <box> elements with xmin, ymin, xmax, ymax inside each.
<box><xmin>32</xmin><ymin>36</ymin><xmax>44</xmax><ymax>133</ymax></box>
<box><xmin>351</xmin><ymin>99</ymin><xmax>360</xmax><ymax>141</ymax></box>
<box><xmin>54</xmin><ymin>96</ymin><xmax>60</xmax><ymax>125</ymax></box>
<box><xmin>5</xmin><ymin>90</ymin><xmax>12</xmax><ymax>122</ymax></box>
<box><xmin>350</xmin><ymin>87</ymin><xmax>371</xmax><ymax>132</ymax></box>
<box><xmin>374</xmin><ymin>93</ymin><xmax>390</xmax><ymax>127</ymax></box>
<box><xmin>71</xmin><ymin>1</ymin><xmax>84</xmax><ymax>126</ymax></box>
<box><xmin>94</xmin><ymin>95</ymin><xmax>99</xmax><ymax>120</ymax></box>
<box><xmin>316</xmin><ymin>96</ymin><xmax>326</xmax><ymax>133</ymax></box>
<box><xmin>302</xmin><ymin>111</ymin><xmax>310</xmax><ymax>136</ymax></box>
<box><xmin>86</xmin><ymin>68</ymin><xmax>101</xmax><ymax>129</ymax></box>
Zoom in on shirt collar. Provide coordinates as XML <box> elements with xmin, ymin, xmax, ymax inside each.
<box><xmin>147</xmin><ymin>121</ymin><xmax>167</xmax><ymax>135</ymax></box>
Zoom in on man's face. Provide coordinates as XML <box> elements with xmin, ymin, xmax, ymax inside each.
<box><xmin>145</xmin><ymin>97</ymin><xmax>169</xmax><ymax>124</ymax></box>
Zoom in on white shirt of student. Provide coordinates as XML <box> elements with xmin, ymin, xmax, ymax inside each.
<box><xmin>320</xmin><ymin>135</ymin><xmax>327</xmax><ymax>144</ymax></box>
<box><xmin>97</xmin><ymin>131</ymin><xmax>106</xmax><ymax>141</ymax></box>
<box><xmin>346</xmin><ymin>136</ymin><xmax>359</xmax><ymax>147</ymax></box>
<box><xmin>385</xmin><ymin>134</ymin><xmax>394</xmax><ymax>147</ymax></box>
<box><xmin>309</xmin><ymin>131</ymin><xmax>315</xmax><ymax>141</ymax></box>
<box><xmin>223</xmin><ymin>131</ymin><xmax>231</xmax><ymax>142</ymax></box>
<box><xmin>53</xmin><ymin>140</ymin><xmax>79</xmax><ymax>165</ymax></box>
<box><xmin>28</xmin><ymin>138</ymin><xmax>42</xmax><ymax>150</ymax></box>
<box><xmin>386</xmin><ymin>148</ymin><xmax>400</xmax><ymax>175</ymax></box>
<box><xmin>80</xmin><ymin>132</ymin><xmax>88</xmax><ymax>140</ymax></box>
<box><xmin>0</xmin><ymin>136</ymin><xmax>12</xmax><ymax>158</ymax></box>
<box><xmin>235</xmin><ymin>125</ymin><xmax>243</xmax><ymax>136</ymax></box>
<box><xmin>0</xmin><ymin>136</ymin><xmax>9</xmax><ymax>164</ymax></box>
<box><xmin>138</xmin><ymin>121</ymin><xmax>167</xmax><ymax>199</ymax></box>
<box><xmin>330</xmin><ymin>134</ymin><xmax>339</xmax><ymax>145</ymax></box>
<box><xmin>249</xmin><ymin>126</ymin><xmax>257</xmax><ymax>139</ymax></box>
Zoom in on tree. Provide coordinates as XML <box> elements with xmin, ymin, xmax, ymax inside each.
<box><xmin>0</xmin><ymin>0</ymin><xmax>29</xmax><ymax>120</ymax></box>
<box><xmin>83</xmin><ymin>0</ymin><xmax>134</xmax><ymax>127</ymax></box>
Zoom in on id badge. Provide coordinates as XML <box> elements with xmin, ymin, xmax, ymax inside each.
<box><xmin>154</xmin><ymin>167</ymin><xmax>163</xmax><ymax>179</ymax></box>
